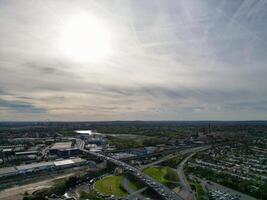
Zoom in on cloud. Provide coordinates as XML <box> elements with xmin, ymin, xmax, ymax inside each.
<box><xmin>0</xmin><ymin>98</ymin><xmax>46</xmax><ymax>114</ymax></box>
<box><xmin>0</xmin><ymin>0</ymin><xmax>267</xmax><ymax>120</ymax></box>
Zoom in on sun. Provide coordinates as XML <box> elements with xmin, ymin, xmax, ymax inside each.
<box><xmin>58</xmin><ymin>13</ymin><xmax>113</xmax><ymax>63</ymax></box>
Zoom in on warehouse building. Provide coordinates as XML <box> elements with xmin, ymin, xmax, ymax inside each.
<box><xmin>15</xmin><ymin>151</ymin><xmax>38</xmax><ymax>156</ymax></box>
<box><xmin>49</xmin><ymin>142</ymin><xmax>72</xmax><ymax>154</ymax></box>
<box><xmin>16</xmin><ymin>161</ymin><xmax>54</xmax><ymax>173</ymax></box>
<box><xmin>54</xmin><ymin>157</ymin><xmax>86</xmax><ymax>169</ymax></box>
<box><xmin>0</xmin><ymin>167</ymin><xmax>17</xmax><ymax>178</ymax></box>
<box><xmin>0</xmin><ymin>157</ymin><xmax>87</xmax><ymax>177</ymax></box>
<box><xmin>49</xmin><ymin>142</ymin><xmax>80</xmax><ymax>158</ymax></box>
<box><xmin>15</xmin><ymin>151</ymin><xmax>38</xmax><ymax>161</ymax></box>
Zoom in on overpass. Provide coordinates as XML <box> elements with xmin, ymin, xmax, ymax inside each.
<box><xmin>137</xmin><ymin>146</ymin><xmax>203</xmax><ymax>170</ymax></box>
<box><xmin>110</xmin><ymin>144</ymin><xmax>206</xmax><ymax>163</ymax></box>
<box><xmin>82</xmin><ymin>149</ymin><xmax>183</xmax><ymax>200</ymax></box>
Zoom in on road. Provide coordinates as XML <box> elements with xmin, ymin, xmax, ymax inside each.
<box><xmin>175</xmin><ymin>146</ymin><xmax>210</xmax><ymax>200</ymax></box>
<box><xmin>41</xmin><ymin>144</ymin><xmax>51</xmax><ymax>157</ymax></box>
<box><xmin>139</xmin><ymin>153</ymin><xmax>177</xmax><ymax>170</ymax></box>
<box><xmin>82</xmin><ymin>149</ymin><xmax>183</xmax><ymax>200</ymax></box>
<box><xmin>0</xmin><ymin>172</ymin><xmax>75</xmax><ymax>200</ymax></box>
<box><xmin>121</xmin><ymin>177</ymin><xmax>147</xmax><ymax>200</ymax></box>
<box><xmin>76</xmin><ymin>138</ymin><xmax>85</xmax><ymax>149</ymax></box>
<box><xmin>194</xmin><ymin>177</ymin><xmax>257</xmax><ymax>200</ymax></box>
<box><xmin>176</xmin><ymin>153</ymin><xmax>196</xmax><ymax>200</ymax></box>
<box><xmin>178</xmin><ymin>146</ymin><xmax>210</xmax><ymax>155</ymax></box>
<box><xmin>139</xmin><ymin>146</ymin><xmax>210</xmax><ymax>170</ymax></box>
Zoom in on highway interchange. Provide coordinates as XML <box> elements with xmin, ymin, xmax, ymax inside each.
<box><xmin>82</xmin><ymin>146</ymin><xmax>210</xmax><ymax>200</ymax></box>
<box><xmin>82</xmin><ymin>149</ymin><xmax>182</xmax><ymax>200</ymax></box>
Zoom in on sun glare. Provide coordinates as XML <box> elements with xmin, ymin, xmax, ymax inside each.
<box><xmin>58</xmin><ymin>14</ymin><xmax>112</xmax><ymax>63</ymax></box>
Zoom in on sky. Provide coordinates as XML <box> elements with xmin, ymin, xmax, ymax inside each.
<box><xmin>0</xmin><ymin>0</ymin><xmax>267</xmax><ymax>121</ymax></box>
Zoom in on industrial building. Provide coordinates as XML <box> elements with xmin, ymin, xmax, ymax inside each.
<box><xmin>0</xmin><ymin>157</ymin><xmax>87</xmax><ymax>178</ymax></box>
<box><xmin>0</xmin><ymin>167</ymin><xmax>17</xmax><ymax>178</ymax></box>
<box><xmin>16</xmin><ymin>161</ymin><xmax>54</xmax><ymax>173</ymax></box>
<box><xmin>54</xmin><ymin>157</ymin><xmax>86</xmax><ymax>169</ymax></box>
<box><xmin>49</xmin><ymin>142</ymin><xmax>80</xmax><ymax>158</ymax></box>
<box><xmin>86</xmin><ymin>137</ymin><xmax>107</xmax><ymax>146</ymax></box>
<box><xmin>1</xmin><ymin>148</ymin><xmax>39</xmax><ymax>163</ymax></box>
<box><xmin>49</xmin><ymin>142</ymin><xmax>72</xmax><ymax>153</ymax></box>
<box><xmin>15</xmin><ymin>151</ymin><xmax>38</xmax><ymax>161</ymax></box>
<box><xmin>15</xmin><ymin>151</ymin><xmax>38</xmax><ymax>156</ymax></box>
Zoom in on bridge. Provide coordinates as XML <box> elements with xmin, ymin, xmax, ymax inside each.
<box><xmin>82</xmin><ymin>149</ymin><xmax>183</xmax><ymax>200</ymax></box>
<box><xmin>124</xmin><ymin>187</ymin><xmax>148</xmax><ymax>200</ymax></box>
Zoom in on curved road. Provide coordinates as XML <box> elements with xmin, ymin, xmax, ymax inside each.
<box><xmin>82</xmin><ymin>146</ymin><xmax>209</xmax><ymax>200</ymax></box>
<box><xmin>121</xmin><ymin>177</ymin><xmax>147</xmax><ymax>200</ymax></box>
<box><xmin>176</xmin><ymin>153</ymin><xmax>196</xmax><ymax>200</ymax></box>
<box><xmin>139</xmin><ymin>146</ymin><xmax>210</xmax><ymax>170</ymax></box>
<box><xmin>82</xmin><ymin>149</ymin><xmax>182</xmax><ymax>200</ymax></box>
<box><xmin>175</xmin><ymin>146</ymin><xmax>210</xmax><ymax>200</ymax></box>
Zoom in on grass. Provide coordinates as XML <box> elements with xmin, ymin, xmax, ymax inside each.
<box><xmin>79</xmin><ymin>190</ymin><xmax>104</xmax><ymax>200</ymax></box>
<box><xmin>125</xmin><ymin>175</ymin><xmax>146</xmax><ymax>191</ymax></box>
<box><xmin>94</xmin><ymin>175</ymin><xmax>128</xmax><ymax>197</ymax></box>
<box><xmin>196</xmin><ymin>183</ymin><xmax>205</xmax><ymax>200</ymax></box>
<box><xmin>60</xmin><ymin>130</ymin><xmax>79</xmax><ymax>137</ymax></box>
<box><xmin>162</xmin><ymin>154</ymin><xmax>183</xmax><ymax>168</ymax></box>
<box><xmin>143</xmin><ymin>166</ymin><xmax>179</xmax><ymax>187</ymax></box>
<box><xmin>144</xmin><ymin>167</ymin><xmax>167</xmax><ymax>184</ymax></box>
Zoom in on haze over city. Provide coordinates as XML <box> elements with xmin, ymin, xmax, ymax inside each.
<box><xmin>0</xmin><ymin>1</ymin><xmax>267</xmax><ymax>200</ymax></box>
<box><xmin>1</xmin><ymin>0</ymin><xmax>267</xmax><ymax>121</ymax></box>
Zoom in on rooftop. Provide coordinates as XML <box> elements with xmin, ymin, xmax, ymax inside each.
<box><xmin>50</xmin><ymin>142</ymin><xmax>72</xmax><ymax>150</ymax></box>
<box><xmin>2</xmin><ymin>148</ymin><xmax>13</xmax><ymax>152</ymax></box>
<box><xmin>16</xmin><ymin>161</ymin><xmax>54</xmax><ymax>171</ymax></box>
<box><xmin>71</xmin><ymin>157</ymin><xmax>85</xmax><ymax>163</ymax></box>
<box><xmin>54</xmin><ymin>158</ymin><xmax>85</xmax><ymax>166</ymax></box>
<box><xmin>15</xmin><ymin>151</ymin><xmax>38</xmax><ymax>155</ymax></box>
<box><xmin>0</xmin><ymin>167</ymin><xmax>17</xmax><ymax>175</ymax></box>
<box><xmin>54</xmin><ymin>159</ymin><xmax>74</xmax><ymax>166</ymax></box>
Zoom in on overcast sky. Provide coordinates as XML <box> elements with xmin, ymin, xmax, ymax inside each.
<box><xmin>0</xmin><ymin>0</ymin><xmax>267</xmax><ymax>121</ymax></box>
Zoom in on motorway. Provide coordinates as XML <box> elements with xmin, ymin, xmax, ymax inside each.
<box><xmin>176</xmin><ymin>153</ymin><xmax>196</xmax><ymax>200</ymax></box>
<box><xmin>139</xmin><ymin>146</ymin><xmax>210</xmax><ymax>170</ymax></box>
<box><xmin>175</xmin><ymin>146</ymin><xmax>210</xmax><ymax>200</ymax></box>
<box><xmin>121</xmin><ymin>177</ymin><xmax>147</xmax><ymax>200</ymax></box>
<box><xmin>139</xmin><ymin>153</ymin><xmax>178</xmax><ymax>170</ymax></box>
<box><xmin>82</xmin><ymin>149</ymin><xmax>183</xmax><ymax>200</ymax></box>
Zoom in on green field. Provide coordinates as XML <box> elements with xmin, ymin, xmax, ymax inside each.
<box><xmin>196</xmin><ymin>183</ymin><xmax>205</xmax><ymax>200</ymax></box>
<box><xmin>143</xmin><ymin>166</ymin><xmax>179</xmax><ymax>186</ymax></box>
<box><xmin>125</xmin><ymin>175</ymin><xmax>146</xmax><ymax>191</ymax></box>
<box><xmin>79</xmin><ymin>190</ymin><xmax>104</xmax><ymax>200</ymax></box>
<box><xmin>94</xmin><ymin>175</ymin><xmax>128</xmax><ymax>197</ymax></box>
